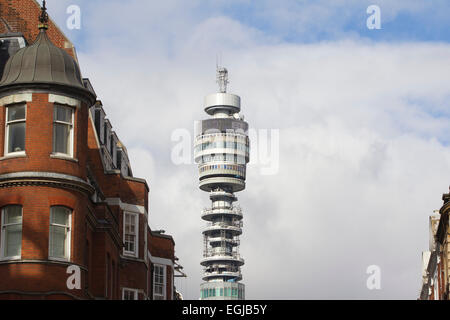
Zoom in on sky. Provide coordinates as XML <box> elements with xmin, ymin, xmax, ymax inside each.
<box><xmin>45</xmin><ymin>0</ymin><xmax>450</xmax><ymax>299</ymax></box>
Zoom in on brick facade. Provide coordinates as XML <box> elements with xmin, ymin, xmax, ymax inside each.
<box><xmin>0</xmin><ymin>0</ymin><xmax>75</xmax><ymax>57</ymax></box>
<box><xmin>0</xmin><ymin>0</ymin><xmax>177</xmax><ymax>300</ymax></box>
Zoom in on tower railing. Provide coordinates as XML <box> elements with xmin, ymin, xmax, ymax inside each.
<box><xmin>202</xmin><ymin>206</ymin><xmax>242</xmax><ymax>216</ymax></box>
<box><xmin>205</xmin><ymin>220</ymin><xmax>243</xmax><ymax>229</ymax></box>
<box><xmin>204</xmin><ymin>266</ymin><xmax>240</xmax><ymax>273</ymax></box>
<box><xmin>203</xmin><ymin>250</ymin><xmax>241</xmax><ymax>259</ymax></box>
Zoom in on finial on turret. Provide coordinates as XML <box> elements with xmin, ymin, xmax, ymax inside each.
<box><xmin>38</xmin><ymin>0</ymin><xmax>49</xmax><ymax>30</ymax></box>
<box><xmin>216</xmin><ymin>66</ymin><xmax>228</xmax><ymax>93</ymax></box>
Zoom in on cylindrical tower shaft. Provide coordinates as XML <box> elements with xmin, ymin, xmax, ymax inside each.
<box><xmin>195</xmin><ymin>67</ymin><xmax>249</xmax><ymax>300</ymax></box>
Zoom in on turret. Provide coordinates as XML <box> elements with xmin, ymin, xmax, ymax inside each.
<box><xmin>0</xmin><ymin>1</ymin><xmax>95</xmax><ymax>298</ymax></box>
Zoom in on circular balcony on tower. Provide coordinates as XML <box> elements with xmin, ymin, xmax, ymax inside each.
<box><xmin>199</xmin><ymin>177</ymin><xmax>245</xmax><ymax>193</ymax></box>
<box><xmin>207</xmin><ymin>236</ymin><xmax>240</xmax><ymax>247</ymax></box>
<box><xmin>209</xmin><ymin>189</ymin><xmax>237</xmax><ymax>201</ymax></box>
<box><xmin>202</xmin><ymin>221</ymin><xmax>242</xmax><ymax>236</ymax></box>
<box><xmin>201</xmin><ymin>252</ymin><xmax>245</xmax><ymax>267</ymax></box>
<box><xmin>198</xmin><ymin>163</ymin><xmax>246</xmax><ymax>192</ymax></box>
<box><xmin>202</xmin><ymin>270</ymin><xmax>242</xmax><ymax>282</ymax></box>
<box><xmin>203</xmin><ymin>93</ymin><xmax>241</xmax><ymax>115</ymax></box>
<box><xmin>201</xmin><ymin>206</ymin><xmax>243</xmax><ymax>221</ymax></box>
<box><xmin>199</xmin><ymin>163</ymin><xmax>246</xmax><ymax>178</ymax></box>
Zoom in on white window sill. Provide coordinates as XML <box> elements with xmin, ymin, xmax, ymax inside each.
<box><xmin>0</xmin><ymin>256</ymin><xmax>21</xmax><ymax>261</ymax></box>
<box><xmin>0</xmin><ymin>152</ymin><xmax>26</xmax><ymax>161</ymax></box>
<box><xmin>48</xmin><ymin>256</ymin><xmax>70</xmax><ymax>263</ymax></box>
<box><xmin>50</xmin><ymin>153</ymin><xmax>78</xmax><ymax>163</ymax></box>
<box><xmin>123</xmin><ymin>251</ymin><xmax>138</xmax><ymax>258</ymax></box>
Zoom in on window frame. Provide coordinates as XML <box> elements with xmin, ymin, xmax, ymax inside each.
<box><xmin>4</xmin><ymin>104</ymin><xmax>26</xmax><ymax>156</ymax></box>
<box><xmin>48</xmin><ymin>206</ymin><xmax>72</xmax><ymax>262</ymax></box>
<box><xmin>123</xmin><ymin>212</ymin><xmax>139</xmax><ymax>257</ymax></box>
<box><xmin>0</xmin><ymin>205</ymin><xmax>23</xmax><ymax>260</ymax></box>
<box><xmin>122</xmin><ymin>287</ymin><xmax>138</xmax><ymax>300</ymax></box>
<box><xmin>52</xmin><ymin>104</ymin><xmax>75</xmax><ymax>158</ymax></box>
<box><xmin>153</xmin><ymin>264</ymin><xmax>166</xmax><ymax>300</ymax></box>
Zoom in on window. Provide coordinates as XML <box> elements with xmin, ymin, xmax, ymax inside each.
<box><xmin>122</xmin><ymin>288</ymin><xmax>138</xmax><ymax>300</ymax></box>
<box><xmin>49</xmin><ymin>206</ymin><xmax>71</xmax><ymax>260</ymax></box>
<box><xmin>53</xmin><ymin>105</ymin><xmax>74</xmax><ymax>156</ymax></box>
<box><xmin>238</xmin><ymin>288</ymin><xmax>242</xmax><ymax>299</ymax></box>
<box><xmin>0</xmin><ymin>205</ymin><xmax>22</xmax><ymax>259</ymax></box>
<box><xmin>153</xmin><ymin>264</ymin><xmax>165</xmax><ymax>300</ymax></box>
<box><xmin>123</xmin><ymin>212</ymin><xmax>138</xmax><ymax>256</ymax></box>
<box><xmin>5</xmin><ymin>105</ymin><xmax>26</xmax><ymax>155</ymax></box>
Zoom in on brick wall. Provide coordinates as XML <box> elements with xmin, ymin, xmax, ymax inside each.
<box><xmin>0</xmin><ymin>185</ymin><xmax>88</xmax><ymax>299</ymax></box>
<box><xmin>0</xmin><ymin>0</ymin><xmax>76</xmax><ymax>57</ymax></box>
<box><xmin>149</xmin><ymin>232</ymin><xmax>175</xmax><ymax>260</ymax></box>
<box><xmin>0</xmin><ymin>93</ymin><xmax>88</xmax><ymax>179</ymax></box>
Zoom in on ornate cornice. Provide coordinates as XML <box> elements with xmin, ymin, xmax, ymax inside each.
<box><xmin>0</xmin><ymin>171</ymin><xmax>94</xmax><ymax>195</ymax></box>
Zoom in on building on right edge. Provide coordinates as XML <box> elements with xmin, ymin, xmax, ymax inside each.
<box><xmin>194</xmin><ymin>67</ymin><xmax>250</xmax><ymax>300</ymax></box>
<box><xmin>419</xmin><ymin>190</ymin><xmax>450</xmax><ymax>300</ymax></box>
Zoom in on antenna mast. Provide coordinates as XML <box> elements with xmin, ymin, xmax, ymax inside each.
<box><xmin>216</xmin><ymin>66</ymin><xmax>228</xmax><ymax>93</ymax></box>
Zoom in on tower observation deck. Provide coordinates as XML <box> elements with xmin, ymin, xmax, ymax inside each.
<box><xmin>195</xmin><ymin>67</ymin><xmax>250</xmax><ymax>300</ymax></box>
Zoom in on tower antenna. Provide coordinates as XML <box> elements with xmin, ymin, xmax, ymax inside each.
<box><xmin>216</xmin><ymin>66</ymin><xmax>228</xmax><ymax>93</ymax></box>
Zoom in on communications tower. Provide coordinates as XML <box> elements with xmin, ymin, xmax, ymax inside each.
<box><xmin>194</xmin><ymin>67</ymin><xmax>250</xmax><ymax>300</ymax></box>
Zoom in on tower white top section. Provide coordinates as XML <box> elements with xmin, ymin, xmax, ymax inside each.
<box><xmin>204</xmin><ymin>66</ymin><xmax>240</xmax><ymax>117</ymax></box>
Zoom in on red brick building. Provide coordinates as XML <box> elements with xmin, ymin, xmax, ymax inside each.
<box><xmin>0</xmin><ymin>0</ymin><xmax>179</xmax><ymax>300</ymax></box>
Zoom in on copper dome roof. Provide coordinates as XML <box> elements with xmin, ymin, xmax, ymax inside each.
<box><xmin>0</xmin><ymin>29</ymin><xmax>95</xmax><ymax>103</ymax></box>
